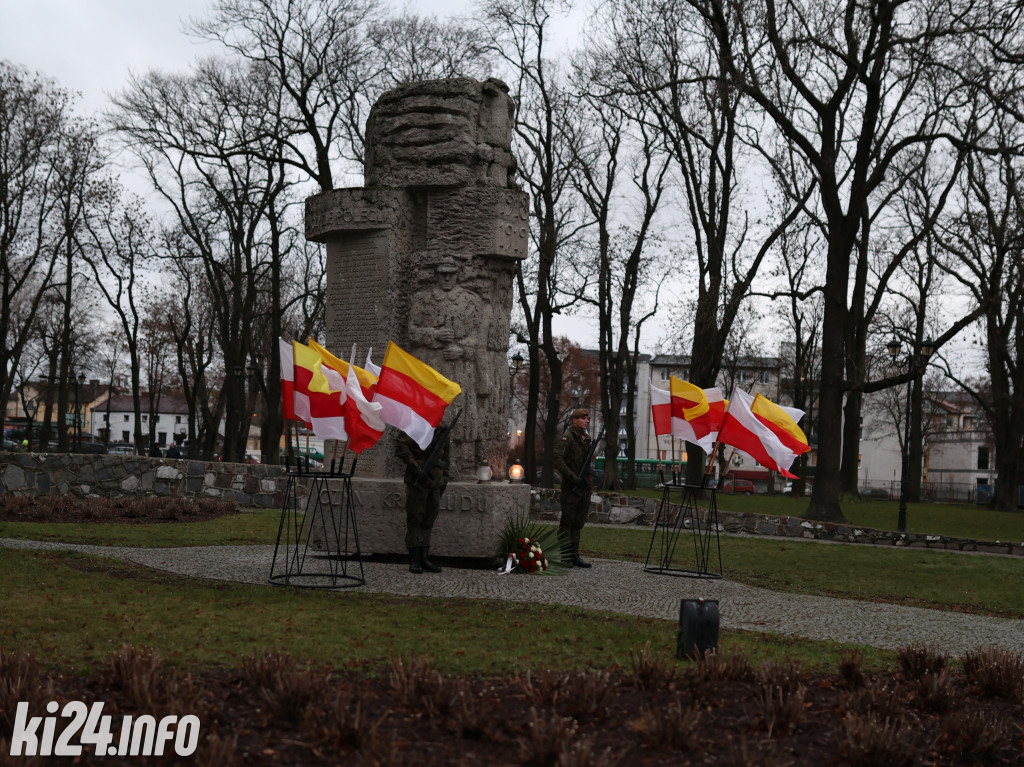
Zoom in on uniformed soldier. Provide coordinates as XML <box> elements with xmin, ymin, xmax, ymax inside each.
<box><xmin>553</xmin><ymin>407</ymin><xmax>595</xmax><ymax>568</ymax></box>
<box><xmin>396</xmin><ymin>428</ymin><xmax>451</xmax><ymax>574</ymax></box>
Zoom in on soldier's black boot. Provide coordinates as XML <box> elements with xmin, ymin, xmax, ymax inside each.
<box><xmin>420</xmin><ymin>547</ymin><xmax>442</xmax><ymax>573</ymax></box>
<box><xmin>572</xmin><ymin>547</ymin><xmax>592</xmax><ymax>568</ymax></box>
<box><xmin>409</xmin><ymin>548</ymin><xmax>423</xmax><ymax>574</ymax></box>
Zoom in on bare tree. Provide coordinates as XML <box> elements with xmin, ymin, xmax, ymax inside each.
<box><xmin>599</xmin><ymin>0</ymin><xmax>811</xmax><ymax>486</ymax></box>
<box><xmin>685</xmin><ymin>0</ymin><xmax>1004</xmax><ymax>521</ymax></box>
<box><xmin>81</xmin><ymin>184</ymin><xmax>155</xmax><ymax>453</ymax></box>
<box><xmin>0</xmin><ymin>62</ymin><xmax>69</xmax><ymax>435</ymax></box>
<box><xmin>479</xmin><ymin>0</ymin><xmax>590</xmax><ymax>486</ymax></box>
<box><xmin>935</xmin><ymin>116</ymin><xmax>1024</xmax><ymax>513</ymax></box>
<box><xmin>565</xmin><ymin>79</ymin><xmax>670</xmax><ymax>488</ymax></box>
<box><xmin>367</xmin><ymin>12</ymin><xmax>494</xmax><ymax>84</ymax></box>
<box><xmin>185</xmin><ymin>0</ymin><xmax>384</xmax><ymax>190</ymax></box>
<box><xmin>110</xmin><ymin>57</ymin><xmax>297</xmax><ymax>462</ymax></box>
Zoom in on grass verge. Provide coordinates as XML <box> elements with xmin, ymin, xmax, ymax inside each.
<box><xmin>582</xmin><ymin>525</ymin><xmax>1024</xmax><ymax>618</ymax></box>
<box><xmin>0</xmin><ymin>548</ymin><xmax>890</xmax><ymax>674</ymax></box>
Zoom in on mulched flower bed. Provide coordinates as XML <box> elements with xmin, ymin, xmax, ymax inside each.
<box><xmin>2</xmin><ymin>646</ymin><xmax>1022</xmax><ymax>766</ymax></box>
<box><xmin>0</xmin><ymin>495</ymin><xmax>239</xmax><ymax>525</ymax></box>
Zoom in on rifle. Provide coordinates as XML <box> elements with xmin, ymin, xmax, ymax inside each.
<box><xmin>572</xmin><ymin>425</ymin><xmax>605</xmax><ymax>493</ymax></box>
<box><xmin>413</xmin><ymin>408</ymin><xmax>462</xmax><ymax>491</ymax></box>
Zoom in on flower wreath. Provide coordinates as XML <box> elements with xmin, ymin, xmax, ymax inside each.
<box><xmin>499</xmin><ymin>536</ymin><xmax>549</xmax><ymax>574</ymax></box>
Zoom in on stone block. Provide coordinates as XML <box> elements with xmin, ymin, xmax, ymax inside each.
<box><xmin>156</xmin><ymin>465</ymin><xmax>182</xmax><ymax>481</ymax></box>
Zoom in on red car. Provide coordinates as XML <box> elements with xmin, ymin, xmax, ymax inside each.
<box><xmin>721</xmin><ymin>479</ymin><xmax>756</xmax><ymax>495</ymax></box>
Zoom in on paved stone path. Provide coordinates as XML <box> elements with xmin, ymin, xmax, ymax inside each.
<box><xmin>5</xmin><ymin>538</ymin><xmax>1023</xmax><ymax>656</ymax></box>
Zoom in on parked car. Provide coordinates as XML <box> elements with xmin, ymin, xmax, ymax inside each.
<box><xmin>72</xmin><ymin>442</ymin><xmax>108</xmax><ymax>455</ymax></box>
<box><xmin>861</xmin><ymin>487</ymin><xmax>891</xmax><ymax>500</ymax></box>
<box><xmin>721</xmin><ymin>479</ymin><xmax>756</xmax><ymax>495</ymax></box>
<box><xmin>107</xmin><ymin>443</ymin><xmax>134</xmax><ymax>455</ymax></box>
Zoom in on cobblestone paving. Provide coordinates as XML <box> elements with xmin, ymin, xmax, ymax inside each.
<box><xmin>6</xmin><ymin>538</ymin><xmax>1023</xmax><ymax>655</ymax></box>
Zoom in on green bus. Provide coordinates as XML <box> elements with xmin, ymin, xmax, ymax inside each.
<box><xmin>593</xmin><ymin>457</ymin><xmax>683</xmax><ymax>488</ymax></box>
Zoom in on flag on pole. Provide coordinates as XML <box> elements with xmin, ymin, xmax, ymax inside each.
<box><xmin>293</xmin><ymin>340</ymin><xmax>348</xmax><ymax>441</ymax></box>
<box><xmin>372</xmin><ymin>341</ymin><xmax>461</xmax><ymax>449</ymax></box>
<box><xmin>750</xmin><ymin>393</ymin><xmax>811</xmax><ymax>458</ymax></box>
<box><xmin>308</xmin><ymin>338</ymin><xmax>378</xmax><ymax>399</ymax></box>
<box><xmin>364</xmin><ymin>347</ymin><xmax>382</xmax><ymax>378</ymax></box>
<box><xmin>649</xmin><ymin>382</ymin><xmax>672</xmax><ymax>436</ymax></box>
<box><xmin>704</xmin><ymin>386</ymin><xmax>727</xmax><ymax>437</ymax></box>
<box><xmin>343</xmin><ymin>361</ymin><xmax>386</xmax><ymax>453</ymax></box>
<box><xmin>716</xmin><ymin>387</ymin><xmax>809</xmax><ymax>478</ymax></box>
<box><xmin>278</xmin><ymin>339</ymin><xmax>302</xmax><ymax>424</ymax></box>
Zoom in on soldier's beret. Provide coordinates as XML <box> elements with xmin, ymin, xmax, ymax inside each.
<box><xmin>571</xmin><ymin>408</ymin><xmax>589</xmax><ymax>419</ymax></box>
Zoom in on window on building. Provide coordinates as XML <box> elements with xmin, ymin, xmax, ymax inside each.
<box><xmin>175</xmin><ymin>415</ymin><xmax>182</xmax><ymax>424</ymax></box>
<box><xmin>737</xmin><ymin>370</ymin><xmax>749</xmax><ymax>383</ymax></box>
<box><xmin>121</xmin><ymin>431</ymin><xmax>129</xmax><ymax>442</ymax></box>
<box><xmin>660</xmin><ymin>368</ymin><xmax>669</xmax><ymax>380</ymax></box>
<box><xmin>142</xmin><ymin>415</ymin><xmax>147</xmax><ymax>422</ymax></box>
<box><xmin>158</xmin><ymin>432</ymin><xmax>167</xmax><ymax>446</ymax></box>
<box><xmin>123</xmin><ymin>415</ymin><xmax>129</xmax><ymax>422</ymax></box>
<box><xmin>978</xmin><ymin>447</ymin><xmax>989</xmax><ymax>470</ymax></box>
<box><xmin>759</xmin><ymin>370</ymin><xmax>771</xmax><ymax>384</ymax></box>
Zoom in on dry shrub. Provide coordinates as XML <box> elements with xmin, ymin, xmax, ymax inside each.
<box><xmin>387</xmin><ymin>654</ymin><xmax>454</xmax><ymax>716</ymax></box>
<box><xmin>632</xmin><ymin>696</ymin><xmax>701</xmax><ymax>750</ymax></box>
<box><xmin>897</xmin><ymin>643</ymin><xmax>948</xmax><ymax>681</ymax></box>
<box><xmin>451</xmin><ymin>679</ymin><xmax>490</xmax><ymax>740</ymax></box>
<box><xmin>843</xmin><ymin>712</ymin><xmax>916</xmax><ymax>767</ymax></box>
<box><xmin>308</xmin><ymin>684</ymin><xmax>388</xmax><ymax>751</ymax></box>
<box><xmin>518</xmin><ymin>668</ymin><xmax>564</xmax><ymax>707</ymax></box>
<box><xmin>683</xmin><ymin>647</ymin><xmax>755</xmax><ymax>707</ymax></box>
<box><xmin>721</xmin><ymin>736</ymin><xmax>788</xmax><ymax>767</ymax></box>
<box><xmin>559</xmin><ymin>669</ymin><xmax>613</xmax><ymax>719</ymax></box>
<box><xmin>108</xmin><ymin>644</ymin><xmax>164</xmax><ymax>710</ymax></box>
<box><xmin>842</xmin><ymin>677</ymin><xmax>906</xmax><ymax>720</ymax></box>
<box><xmin>838</xmin><ymin>649</ymin><xmax>866</xmax><ymax>689</ymax></box>
<box><xmin>258</xmin><ymin>662</ymin><xmax>329</xmax><ymax>725</ymax></box>
<box><xmin>757</xmin><ymin>683</ymin><xmax>807</xmax><ymax>737</ymax></box>
<box><xmin>241</xmin><ymin>650</ymin><xmax>297</xmax><ymax>688</ymax></box>
<box><xmin>518</xmin><ymin>707</ymin><xmax>580</xmax><ymax>767</ymax></box>
<box><xmin>913</xmin><ymin>669</ymin><xmax>954</xmax><ymax>713</ymax></box>
<box><xmin>193</xmin><ymin>732</ymin><xmax>237</xmax><ymax>767</ymax></box>
<box><xmin>355</xmin><ymin>727</ymin><xmax>404</xmax><ymax>767</ymax></box>
<box><xmin>552</xmin><ymin>736</ymin><xmax>620</xmax><ymax>767</ymax></box>
<box><xmin>939</xmin><ymin>709</ymin><xmax>1013</xmax><ymax>762</ymax></box>
<box><xmin>961</xmin><ymin>647</ymin><xmax>1024</xmax><ymax>701</ymax></box>
<box><xmin>628</xmin><ymin>641</ymin><xmax>675</xmax><ymax>690</ymax></box>
<box><xmin>754</xmin><ymin>659</ymin><xmax>808</xmax><ymax>736</ymax></box>
<box><xmin>0</xmin><ymin>650</ymin><xmax>41</xmax><ymax>736</ymax></box>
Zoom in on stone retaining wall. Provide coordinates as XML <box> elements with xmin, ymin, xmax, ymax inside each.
<box><xmin>529</xmin><ymin>488</ymin><xmax>1024</xmax><ymax>558</ymax></box>
<box><xmin>0</xmin><ymin>452</ymin><xmax>290</xmax><ymax>508</ymax></box>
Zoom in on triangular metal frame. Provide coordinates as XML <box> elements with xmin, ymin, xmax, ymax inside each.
<box><xmin>269</xmin><ymin>471</ymin><xmax>365</xmax><ymax>589</ymax></box>
<box><xmin>643</xmin><ymin>481</ymin><xmax>722</xmax><ymax>579</ymax></box>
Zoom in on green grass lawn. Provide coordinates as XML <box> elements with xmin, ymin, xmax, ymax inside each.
<box><xmin>0</xmin><ymin>547</ymin><xmax>891</xmax><ymax>674</ymax></box>
<box><xmin>627</xmin><ymin>488</ymin><xmax>1024</xmax><ymax>541</ymax></box>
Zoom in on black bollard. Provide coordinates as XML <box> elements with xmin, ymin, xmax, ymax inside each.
<box><xmin>677</xmin><ymin>599</ymin><xmax>719</xmax><ymax>660</ymax></box>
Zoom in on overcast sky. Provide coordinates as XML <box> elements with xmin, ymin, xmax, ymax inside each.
<box><xmin>1</xmin><ymin>0</ymin><xmax>480</xmax><ymax>113</ymax></box>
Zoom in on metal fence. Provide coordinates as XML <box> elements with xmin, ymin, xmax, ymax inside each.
<box><xmin>859</xmin><ymin>480</ymin><xmax>1021</xmax><ymax>506</ymax></box>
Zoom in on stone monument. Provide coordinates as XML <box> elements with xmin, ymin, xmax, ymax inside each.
<box><xmin>304</xmin><ymin>77</ymin><xmax>530</xmax><ymax>558</ymax></box>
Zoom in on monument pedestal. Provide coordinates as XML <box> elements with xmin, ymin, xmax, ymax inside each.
<box><xmin>309</xmin><ymin>478</ymin><xmax>531</xmax><ymax>559</ymax></box>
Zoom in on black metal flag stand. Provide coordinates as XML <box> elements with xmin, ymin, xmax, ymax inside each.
<box><xmin>643</xmin><ymin>480</ymin><xmax>722</xmax><ymax>578</ymax></box>
<box><xmin>269</xmin><ymin>467</ymin><xmax>365</xmax><ymax>589</ymax></box>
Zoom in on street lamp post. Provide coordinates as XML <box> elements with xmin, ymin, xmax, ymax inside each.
<box><xmin>886</xmin><ymin>337</ymin><xmax>935</xmax><ymax>533</ymax></box>
<box><xmin>73</xmin><ymin>372</ymin><xmax>84</xmax><ymax>452</ymax></box>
